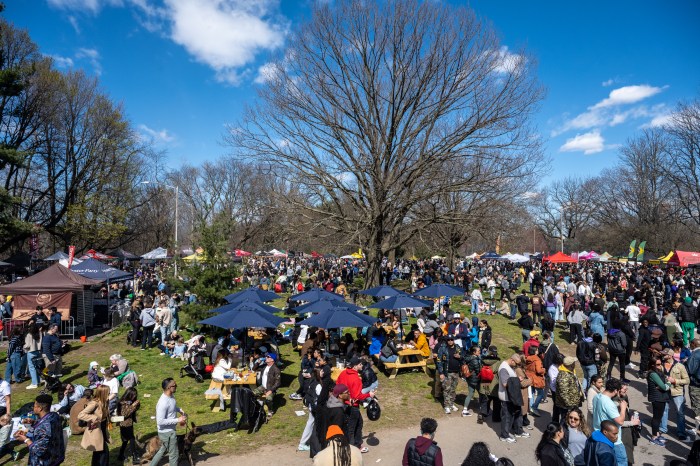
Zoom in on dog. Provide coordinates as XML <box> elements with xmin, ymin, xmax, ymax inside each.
<box><xmin>139</xmin><ymin>422</ymin><xmax>201</xmax><ymax>466</ymax></box>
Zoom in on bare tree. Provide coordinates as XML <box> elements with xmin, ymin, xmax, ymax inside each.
<box><xmin>228</xmin><ymin>0</ymin><xmax>544</xmax><ymax>285</ymax></box>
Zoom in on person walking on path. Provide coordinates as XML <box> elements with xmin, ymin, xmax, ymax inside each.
<box><xmin>436</xmin><ymin>335</ymin><xmax>463</xmax><ymax>415</ymax></box>
<box><xmin>150</xmin><ymin>378</ymin><xmax>186</xmax><ymax>466</ymax></box>
<box><xmin>402</xmin><ymin>417</ymin><xmax>443</xmax><ymax>466</ymax></box>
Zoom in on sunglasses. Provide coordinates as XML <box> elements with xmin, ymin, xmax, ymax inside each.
<box><xmin>568</xmin><ymin>416</ymin><xmax>580</xmax><ymax>421</ymax></box>
<box><xmin>168</xmin><ymin>384</ymin><xmax>178</xmax><ymax>389</ymax></box>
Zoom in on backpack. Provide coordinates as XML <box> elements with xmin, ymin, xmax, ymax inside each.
<box><xmin>578</xmin><ymin>341</ymin><xmax>596</xmax><ymax>365</ymax></box>
<box><xmin>296</xmin><ymin>282</ymin><xmax>304</xmax><ymax>292</ymax></box>
<box><xmin>460</xmin><ymin>363</ymin><xmax>472</xmax><ymax>379</ymax></box>
<box><xmin>479</xmin><ymin>365</ymin><xmax>494</xmax><ymax>383</ymax></box>
<box><xmin>608</xmin><ymin>332</ymin><xmax>626</xmax><ymax>355</ymax></box>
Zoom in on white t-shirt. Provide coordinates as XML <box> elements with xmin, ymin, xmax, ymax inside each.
<box><xmin>104</xmin><ymin>377</ymin><xmax>120</xmax><ymax>397</ymax></box>
<box><xmin>626</xmin><ymin>305</ymin><xmax>641</xmax><ymax>322</ymax></box>
<box><xmin>262</xmin><ymin>365</ymin><xmax>271</xmax><ymax>389</ymax></box>
<box><xmin>0</xmin><ymin>380</ymin><xmax>10</xmax><ymax>407</ymax></box>
<box><xmin>498</xmin><ymin>361</ymin><xmax>516</xmax><ymax>402</ymax></box>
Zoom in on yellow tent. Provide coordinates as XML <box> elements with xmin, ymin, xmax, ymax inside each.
<box><xmin>183</xmin><ymin>252</ymin><xmax>207</xmax><ymax>263</ymax></box>
<box><xmin>659</xmin><ymin>251</ymin><xmax>674</xmax><ymax>262</ymax></box>
<box><xmin>350</xmin><ymin>248</ymin><xmax>364</xmax><ymax>259</ymax></box>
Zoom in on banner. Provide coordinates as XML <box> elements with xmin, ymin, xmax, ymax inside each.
<box><xmin>68</xmin><ymin>245</ymin><xmax>76</xmax><ymax>269</ymax></box>
<box><xmin>627</xmin><ymin>240</ymin><xmax>637</xmax><ymax>259</ymax></box>
<box><xmin>636</xmin><ymin>241</ymin><xmax>647</xmax><ymax>262</ymax></box>
<box><xmin>11</xmin><ymin>292</ymin><xmax>72</xmax><ymax>321</ymax></box>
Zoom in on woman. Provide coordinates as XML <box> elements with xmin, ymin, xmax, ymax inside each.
<box><xmin>585</xmin><ymin>375</ymin><xmax>604</xmax><ymax>426</ymax></box>
<box><xmin>588</xmin><ymin>309</ymin><xmax>606</xmax><ymax>338</ymax></box>
<box><xmin>525</xmin><ymin>345</ymin><xmax>546</xmax><ymax>417</ymax></box>
<box><xmin>461</xmin><ymin>441</ymin><xmax>493</xmax><ymax>466</ymax></box>
<box><xmin>545</xmin><ymin>293</ymin><xmax>557</xmax><ymax>321</ymax></box>
<box><xmin>518</xmin><ymin>310</ymin><xmax>535</xmax><ymax>343</ymax></box>
<box><xmin>562</xmin><ymin>407</ymin><xmax>590</xmax><ymax>466</ymax></box>
<box><xmin>535</xmin><ymin>422</ymin><xmax>572</xmax><ymax>466</ymax></box>
<box><xmin>647</xmin><ymin>356</ymin><xmax>671</xmax><ymax>446</ymax></box>
<box><xmin>117</xmin><ymin>387</ymin><xmax>141</xmax><ymax>463</ymax></box>
<box><xmin>79</xmin><ymin>385</ymin><xmax>110</xmax><ymax>466</ymax></box>
<box><xmin>514</xmin><ymin>353</ymin><xmax>533</xmax><ymax>429</ymax></box>
<box><xmin>379</xmin><ymin>331</ymin><xmax>399</xmax><ymax>364</ymax></box>
<box><xmin>567</xmin><ymin>304</ymin><xmax>586</xmax><ymax>345</ymax></box>
<box><xmin>128</xmin><ymin>301</ymin><xmax>142</xmax><ymax>348</ymax></box>
<box><xmin>23</xmin><ymin>323</ymin><xmax>42</xmax><ymax>389</ymax></box>
<box><xmin>300</xmin><ymin>356</ymin><xmax>330</xmax><ymax>454</ymax></box>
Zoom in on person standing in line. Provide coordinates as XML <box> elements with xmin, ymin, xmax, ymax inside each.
<box><xmin>336</xmin><ymin>356</ymin><xmax>374</xmax><ymax>453</ymax></box>
<box><xmin>687</xmin><ymin>338</ymin><xmax>700</xmax><ymax>435</ymax></box>
<box><xmin>660</xmin><ymin>348</ymin><xmax>692</xmax><ymax>441</ymax></box>
<box><xmin>679</xmin><ymin>296</ymin><xmax>697</xmax><ymax>347</ymax></box>
<box><xmin>498</xmin><ymin>354</ymin><xmax>527</xmax><ymax>443</ymax></box>
<box><xmin>647</xmin><ymin>356</ymin><xmax>671</xmax><ymax>447</ymax></box>
<box><xmin>23</xmin><ymin>323</ymin><xmax>42</xmax><ymax>390</ymax></box>
<box><xmin>150</xmin><ymin>378</ymin><xmax>186</xmax><ymax>466</ymax></box>
<box><xmin>139</xmin><ymin>297</ymin><xmax>156</xmax><ymax>350</ymax></box>
<box><xmin>436</xmin><ymin>335</ymin><xmax>463</xmax><ymax>414</ymax></box>
<box><xmin>592</xmin><ymin>378</ymin><xmax>639</xmax><ymax>466</ymax></box>
<box><xmin>402</xmin><ymin>417</ymin><xmax>443</xmax><ymax>466</ymax></box>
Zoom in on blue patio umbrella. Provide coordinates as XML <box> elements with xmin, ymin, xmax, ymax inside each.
<box><xmin>294</xmin><ymin>299</ymin><xmax>363</xmax><ymax>313</ymax></box>
<box><xmin>290</xmin><ymin>288</ymin><xmax>344</xmax><ymax>303</ymax></box>
<box><xmin>209</xmin><ymin>301</ymin><xmax>281</xmax><ymax>314</ymax></box>
<box><xmin>368</xmin><ymin>294</ymin><xmax>433</xmax><ymax>310</ymax></box>
<box><xmin>358</xmin><ymin>285</ymin><xmax>403</xmax><ymax>298</ymax></box>
<box><xmin>413</xmin><ymin>284</ymin><xmax>465</xmax><ymax>298</ymax></box>
<box><xmin>223</xmin><ymin>287</ymin><xmax>281</xmax><ymax>304</ymax></box>
<box><xmin>198</xmin><ymin>307</ymin><xmax>285</xmax><ymax>329</ymax></box>
<box><xmin>296</xmin><ymin>308</ymin><xmax>378</xmax><ymax>329</ymax></box>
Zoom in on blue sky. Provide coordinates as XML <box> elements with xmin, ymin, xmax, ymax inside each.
<box><xmin>5</xmin><ymin>0</ymin><xmax>700</xmax><ymax>182</ymax></box>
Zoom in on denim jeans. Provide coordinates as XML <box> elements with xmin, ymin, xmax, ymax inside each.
<box><xmin>581</xmin><ymin>364</ymin><xmax>598</xmax><ymax>391</ymax></box>
<box><xmin>613</xmin><ymin>442</ymin><xmax>628</xmax><ymax>466</ymax></box>
<box><xmin>379</xmin><ymin>354</ymin><xmax>398</xmax><ymax>363</ymax></box>
<box><xmin>26</xmin><ymin>351</ymin><xmax>41</xmax><ymax>386</ymax></box>
<box><xmin>361</xmin><ymin>380</ymin><xmax>378</xmax><ymax>394</ymax></box>
<box><xmin>4</xmin><ymin>353</ymin><xmax>22</xmax><ymax>382</ymax></box>
<box><xmin>530</xmin><ymin>387</ymin><xmax>545</xmax><ymax>410</ymax></box>
<box><xmin>150</xmin><ymin>431</ymin><xmax>178</xmax><ymax>466</ymax></box>
<box><xmin>464</xmin><ymin>385</ymin><xmax>476</xmax><ymax>410</ymax></box>
<box><xmin>672</xmin><ymin>394</ymin><xmax>688</xmax><ymax>436</ymax></box>
<box><xmin>471</xmin><ymin>299</ymin><xmax>479</xmax><ymax>314</ymax></box>
<box><xmin>510</xmin><ymin>304</ymin><xmax>517</xmax><ymax>320</ymax></box>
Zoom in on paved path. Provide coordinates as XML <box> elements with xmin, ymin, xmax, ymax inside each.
<box><xmin>198</xmin><ymin>357</ymin><xmax>691</xmax><ymax>465</ymax></box>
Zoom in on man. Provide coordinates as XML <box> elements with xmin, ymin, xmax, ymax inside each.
<box><xmin>254</xmin><ymin>352</ymin><xmax>281</xmax><ymax>417</ymax></box>
<box><xmin>687</xmin><ymin>338</ymin><xmax>700</xmax><ymax>434</ymax></box>
<box><xmin>155</xmin><ymin>300</ymin><xmax>172</xmax><ymax>345</ymax></box>
<box><xmin>606</xmin><ymin>326</ymin><xmax>627</xmax><ymax>383</ymax></box>
<box><xmin>661</xmin><ymin>348</ymin><xmax>692</xmax><ymax>441</ymax></box>
<box><xmin>523</xmin><ymin>330</ymin><xmax>540</xmax><ymax>357</ymax></box>
<box><xmin>336</xmin><ymin>355</ymin><xmax>375</xmax><ymax>453</ymax></box>
<box><xmin>470</xmin><ymin>285</ymin><xmax>483</xmax><ymax>315</ymax></box>
<box><xmin>151</xmin><ymin>378</ymin><xmax>186</xmax><ymax>466</ymax></box>
<box><xmin>41</xmin><ymin>323</ymin><xmax>63</xmax><ymax>377</ymax></box>
<box><xmin>402</xmin><ymin>417</ymin><xmax>443</xmax><ymax>466</ymax></box>
<box><xmin>48</xmin><ymin>307</ymin><xmax>62</xmax><ymax>329</ymax></box>
<box><xmin>436</xmin><ymin>335</ymin><xmax>463</xmax><ymax>414</ymax></box>
<box><xmin>516</xmin><ymin>290</ymin><xmax>530</xmax><ymax>316</ymax></box>
<box><xmin>447</xmin><ymin>313</ymin><xmax>470</xmax><ymax>349</ymax></box>
<box><xmin>583</xmin><ymin>420</ymin><xmax>618</xmax><ymax>466</ymax></box>
<box><xmin>624</xmin><ymin>298</ymin><xmax>641</xmax><ymax>338</ymax></box>
<box><xmin>57</xmin><ymin>382</ymin><xmax>86</xmax><ymax>414</ymax></box>
<box><xmin>462</xmin><ymin>346</ymin><xmax>482</xmax><ymax>417</ymax></box>
<box><xmin>680</xmin><ymin>296</ymin><xmax>698</xmax><ymax>347</ymax></box>
<box><xmin>28</xmin><ymin>306</ymin><xmax>48</xmax><ymax>329</ymax></box>
<box><xmin>313</xmin><ymin>384</ymin><xmax>350</xmax><ymax>457</ymax></box>
<box><xmin>15</xmin><ymin>394</ymin><xmax>65</xmax><ymax>466</ymax></box>
<box><xmin>555</xmin><ymin>356</ymin><xmax>582</xmax><ymax>425</ymax></box>
<box><xmin>139</xmin><ymin>297</ymin><xmax>157</xmax><ymax>349</ymax></box>
<box><xmin>576</xmin><ymin>329</ymin><xmax>598</xmax><ymax>391</ymax></box>
<box><xmin>498</xmin><ymin>353</ymin><xmax>527</xmax><ymax>443</ymax></box>
<box><xmin>592</xmin><ymin>378</ymin><xmax>639</xmax><ymax>466</ymax></box>
<box><xmin>69</xmin><ymin>388</ymin><xmax>93</xmax><ymax>435</ymax></box>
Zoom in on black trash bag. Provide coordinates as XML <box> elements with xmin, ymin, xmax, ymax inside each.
<box><xmin>366</xmin><ymin>399</ymin><xmax>381</xmax><ymax>421</ymax></box>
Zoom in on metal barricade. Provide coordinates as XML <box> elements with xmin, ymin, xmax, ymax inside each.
<box><xmin>59</xmin><ymin>316</ymin><xmax>76</xmax><ymax>340</ymax></box>
<box><xmin>109</xmin><ymin>301</ymin><xmax>129</xmax><ymax>328</ymax></box>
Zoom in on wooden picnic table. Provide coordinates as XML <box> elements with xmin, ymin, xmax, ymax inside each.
<box><xmin>381</xmin><ymin>348</ymin><xmax>429</xmax><ymax>379</ymax></box>
<box><xmin>205</xmin><ymin>371</ymin><xmax>258</xmax><ymax>411</ymax></box>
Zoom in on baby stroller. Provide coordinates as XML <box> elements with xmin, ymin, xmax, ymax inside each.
<box><xmin>180</xmin><ymin>346</ymin><xmax>208</xmax><ymax>383</ymax></box>
<box><xmin>32</xmin><ymin>357</ymin><xmax>62</xmax><ymax>393</ymax></box>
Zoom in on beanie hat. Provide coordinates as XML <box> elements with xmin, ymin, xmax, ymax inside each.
<box><xmin>326</xmin><ymin>424</ymin><xmax>344</xmax><ymax>440</ymax></box>
<box><xmin>332</xmin><ymin>384</ymin><xmax>348</xmax><ymax>397</ymax></box>
<box><xmin>266</xmin><ymin>353</ymin><xmax>277</xmax><ymax>362</ymax></box>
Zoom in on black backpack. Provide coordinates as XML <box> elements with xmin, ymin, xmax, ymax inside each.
<box><xmin>608</xmin><ymin>331</ymin><xmax>626</xmax><ymax>354</ymax></box>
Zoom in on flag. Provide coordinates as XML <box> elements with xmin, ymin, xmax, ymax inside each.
<box><xmin>627</xmin><ymin>240</ymin><xmax>637</xmax><ymax>259</ymax></box>
<box><xmin>636</xmin><ymin>241</ymin><xmax>647</xmax><ymax>262</ymax></box>
<box><xmin>68</xmin><ymin>245</ymin><xmax>76</xmax><ymax>269</ymax></box>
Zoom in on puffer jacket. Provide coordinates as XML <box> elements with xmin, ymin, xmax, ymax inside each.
<box><xmin>462</xmin><ymin>354</ymin><xmax>482</xmax><ymax>387</ymax></box>
<box><xmin>679</xmin><ymin>302</ymin><xmax>697</xmax><ymax>323</ymax></box>
<box><xmin>525</xmin><ymin>354</ymin><xmax>545</xmax><ymax>389</ymax></box>
<box><xmin>555</xmin><ymin>366</ymin><xmax>582</xmax><ymax>408</ymax></box>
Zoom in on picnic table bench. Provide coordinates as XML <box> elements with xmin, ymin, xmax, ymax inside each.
<box><xmin>380</xmin><ymin>348</ymin><xmax>429</xmax><ymax>379</ymax></box>
<box><xmin>205</xmin><ymin>371</ymin><xmax>257</xmax><ymax>411</ymax></box>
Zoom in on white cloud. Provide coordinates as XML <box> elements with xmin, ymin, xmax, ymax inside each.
<box><xmin>592</xmin><ymin>85</ymin><xmax>665</xmax><ymax>109</ymax></box>
<box><xmin>139</xmin><ymin>124</ymin><xmax>175</xmax><ymax>143</ymax></box>
<box><xmin>644</xmin><ymin>113</ymin><xmax>675</xmax><ymax>128</ymax></box>
<box><xmin>490</xmin><ymin>46</ymin><xmax>525</xmax><ymax>74</ymax></box>
<box><xmin>254</xmin><ymin>62</ymin><xmax>280</xmax><ymax>84</ymax></box>
<box><xmin>559</xmin><ymin>131</ymin><xmax>605</xmax><ymax>155</ymax></box>
<box><xmin>164</xmin><ymin>0</ymin><xmax>288</xmax><ymax>85</ymax></box>
<box><xmin>68</xmin><ymin>16</ymin><xmax>81</xmax><ymax>33</ymax></box>
<box><xmin>602</xmin><ymin>79</ymin><xmax>615</xmax><ymax>87</ymax></box>
<box><xmin>47</xmin><ymin>0</ymin><xmax>122</xmax><ymax>14</ymax></box>
<box><xmin>76</xmin><ymin>47</ymin><xmax>102</xmax><ymax>75</ymax></box>
<box><xmin>47</xmin><ymin>54</ymin><xmax>74</xmax><ymax>69</ymax></box>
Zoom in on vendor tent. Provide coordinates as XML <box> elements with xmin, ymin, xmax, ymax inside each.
<box><xmin>141</xmin><ymin>247</ymin><xmax>169</xmax><ymax>260</ymax></box>
<box><xmin>44</xmin><ymin>251</ymin><xmax>69</xmax><ymax>261</ymax></box>
<box><xmin>667</xmin><ymin>250</ymin><xmax>700</xmax><ymax>267</ymax></box>
<box><xmin>505</xmin><ymin>253</ymin><xmax>529</xmax><ymax>263</ymax></box>
<box><xmin>108</xmin><ymin>248</ymin><xmax>141</xmax><ymax>260</ymax></box>
<box><xmin>659</xmin><ymin>251</ymin><xmax>674</xmax><ymax>262</ymax></box>
<box><xmin>596</xmin><ymin>252</ymin><xmax>612</xmax><ymax>262</ymax></box>
<box><xmin>544</xmin><ymin>252</ymin><xmax>577</xmax><ymax>263</ymax></box>
<box><xmin>480</xmin><ymin>251</ymin><xmax>501</xmax><ymax>260</ymax></box>
<box><xmin>2</xmin><ymin>251</ymin><xmax>32</xmax><ymax>269</ymax></box>
<box><xmin>71</xmin><ymin>258</ymin><xmax>133</xmax><ymax>283</ymax></box>
<box><xmin>79</xmin><ymin>249</ymin><xmax>115</xmax><ymax>260</ymax></box>
<box><xmin>233</xmin><ymin>249</ymin><xmax>252</xmax><ymax>257</ymax></box>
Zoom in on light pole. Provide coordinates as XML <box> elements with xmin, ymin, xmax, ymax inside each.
<box><xmin>142</xmin><ymin>181</ymin><xmax>179</xmax><ymax>278</ymax></box>
<box><xmin>560</xmin><ymin>205</ymin><xmax>565</xmax><ymax>253</ymax></box>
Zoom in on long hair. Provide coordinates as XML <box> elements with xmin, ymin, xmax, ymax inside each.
<box><xmin>567</xmin><ymin>407</ymin><xmax>591</xmax><ymax>436</ymax></box>
<box><xmin>461</xmin><ymin>441</ymin><xmax>492</xmax><ymax>466</ymax></box>
<box><xmin>535</xmin><ymin>422</ymin><xmax>562</xmax><ymax>463</ymax></box>
<box><xmin>327</xmin><ymin>435</ymin><xmax>352</xmax><ymax>466</ymax></box>
<box><xmin>93</xmin><ymin>385</ymin><xmax>110</xmax><ymax>420</ymax></box>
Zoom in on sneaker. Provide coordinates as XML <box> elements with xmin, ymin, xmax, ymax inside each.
<box><xmin>159</xmin><ymin>352</ymin><xmax>166</xmax><ymax>356</ymax></box>
<box><xmin>524</xmin><ymin>424</ymin><xmax>534</xmax><ymax>430</ymax></box>
<box><xmin>297</xmin><ymin>444</ymin><xmax>310</xmax><ymax>451</ymax></box>
<box><xmin>477</xmin><ymin>416</ymin><xmax>484</xmax><ymax>424</ymax></box>
<box><xmin>26</xmin><ymin>385</ymin><xmax>38</xmax><ymax>390</ymax></box>
<box><xmin>445</xmin><ymin>407</ymin><xmax>451</xmax><ymax>414</ymax></box>
<box><xmin>462</xmin><ymin>409</ymin><xmax>473</xmax><ymax>417</ymax></box>
<box><xmin>529</xmin><ymin>409</ymin><xmax>541</xmax><ymax>417</ymax></box>
<box><xmin>626</xmin><ymin>363</ymin><xmax>637</xmax><ymax>369</ymax></box>
<box><xmin>289</xmin><ymin>393</ymin><xmax>303</xmax><ymax>400</ymax></box>
<box><xmin>679</xmin><ymin>435</ymin><xmax>693</xmax><ymax>443</ymax></box>
<box><xmin>11</xmin><ymin>451</ymin><xmax>19</xmax><ymax>461</ymax></box>
<box><xmin>451</xmin><ymin>404</ymin><xmax>459</xmax><ymax>412</ymax></box>
<box><xmin>515</xmin><ymin>432</ymin><xmax>531</xmax><ymax>438</ymax></box>
<box><xmin>621</xmin><ymin>378</ymin><xmax>631</xmax><ymax>384</ymax></box>
<box><xmin>650</xmin><ymin>436</ymin><xmax>666</xmax><ymax>446</ymax></box>
<box><xmin>360</xmin><ymin>447</ymin><xmax>369</xmax><ymax>454</ymax></box>
<box><xmin>500</xmin><ymin>436</ymin><xmax>516</xmax><ymax>443</ymax></box>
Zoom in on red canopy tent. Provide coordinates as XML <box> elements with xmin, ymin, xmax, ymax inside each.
<box><xmin>310</xmin><ymin>251</ymin><xmax>323</xmax><ymax>258</ymax></box>
<box><xmin>543</xmin><ymin>252</ymin><xmax>577</xmax><ymax>263</ymax></box>
<box><xmin>667</xmin><ymin>250</ymin><xmax>700</xmax><ymax>267</ymax></box>
<box><xmin>79</xmin><ymin>249</ymin><xmax>115</xmax><ymax>260</ymax></box>
<box><xmin>233</xmin><ymin>249</ymin><xmax>252</xmax><ymax>257</ymax></box>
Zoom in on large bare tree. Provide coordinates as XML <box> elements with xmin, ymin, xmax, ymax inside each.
<box><xmin>228</xmin><ymin>0</ymin><xmax>544</xmax><ymax>285</ymax></box>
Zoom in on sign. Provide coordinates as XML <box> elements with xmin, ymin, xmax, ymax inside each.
<box><xmin>12</xmin><ymin>292</ymin><xmax>72</xmax><ymax>321</ymax></box>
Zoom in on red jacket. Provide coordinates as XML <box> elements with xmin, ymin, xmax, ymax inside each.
<box><xmin>336</xmin><ymin>368</ymin><xmax>370</xmax><ymax>406</ymax></box>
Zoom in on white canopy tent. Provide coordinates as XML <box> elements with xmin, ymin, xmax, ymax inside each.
<box><xmin>44</xmin><ymin>251</ymin><xmax>69</xmax><ymax>261</ymax></box>
<box><xmin>141</xmin><ymin>247</ymin><xmax>169</xmax><ymax>260</ymax></box>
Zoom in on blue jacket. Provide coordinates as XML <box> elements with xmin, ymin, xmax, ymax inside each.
<box><xmin>583</xmin><ymin>430</ymin><xmax>615</xmax><ymax>466</ymax></box>
<box><xmin>588</xmin><ymin>312</ymin><xmax>606</xmax><ymax>337</ymax></box>
<box><xmin>41</xmin><ymin>333</ymin><xmax>62</xmax><ymax>361</ymax></box>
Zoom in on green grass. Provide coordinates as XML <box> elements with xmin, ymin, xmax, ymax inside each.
<box><xmin>7</xmin><ymin>288</ymin><xmax>574</xmax><ymax>465</ymax></box>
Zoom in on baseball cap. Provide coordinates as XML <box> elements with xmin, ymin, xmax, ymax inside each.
<box><xmin>348</xmin><ymin>355</ymin><xmax>362</xmax><ymax>367</ymax></box>
<box><xmin>446</xmin><ymin>334</ymin><xmax>455</xmax><ymax>340</ymax></box>
<box><xmin>563</xmin><ymin>356</ymin><xmax>576</xmax><ymax>366</ymax></box>
<box><xmin>453</xmin><ymin>313</ymin><xmax>461</xmax><ymax>319</ymax></box>
<box><xmin>332</xmin><ymin>384</ymin><xmax>349</xmax><ymax>397</ymax></box>
<box><xmin>530</xmin><ymin>330</ymin><xmax>541</xmax><ymax>337</ymax></box>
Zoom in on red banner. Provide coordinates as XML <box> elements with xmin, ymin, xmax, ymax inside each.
<box><xmin>68</xmin><ymin>245</ymin><xmax>75</xmax><ymax>269</ymax></box>
<box><xmin>11</xmin><ymin>292</ymin><xmax>72</xmax><ymax>321</ymax></box>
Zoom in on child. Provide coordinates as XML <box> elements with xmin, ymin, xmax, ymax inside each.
<box><xmin>0</xmin><ymin>414</ymin><xmax>18</xmax><ymax>460</ymax></box>
<box><xmin>171</xmin><ymin>337</ymin><xmax>187</xmax><ymax>360</ymax></box>
<box><xmin>87</xmin><ymin>361</ymin><xmax>102</xmax><ymax>388</ymax></box>
<box><xmin>117</xmin><ymin>387</ymin><xmax>141</xmax><ymax>463</ymax></box>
